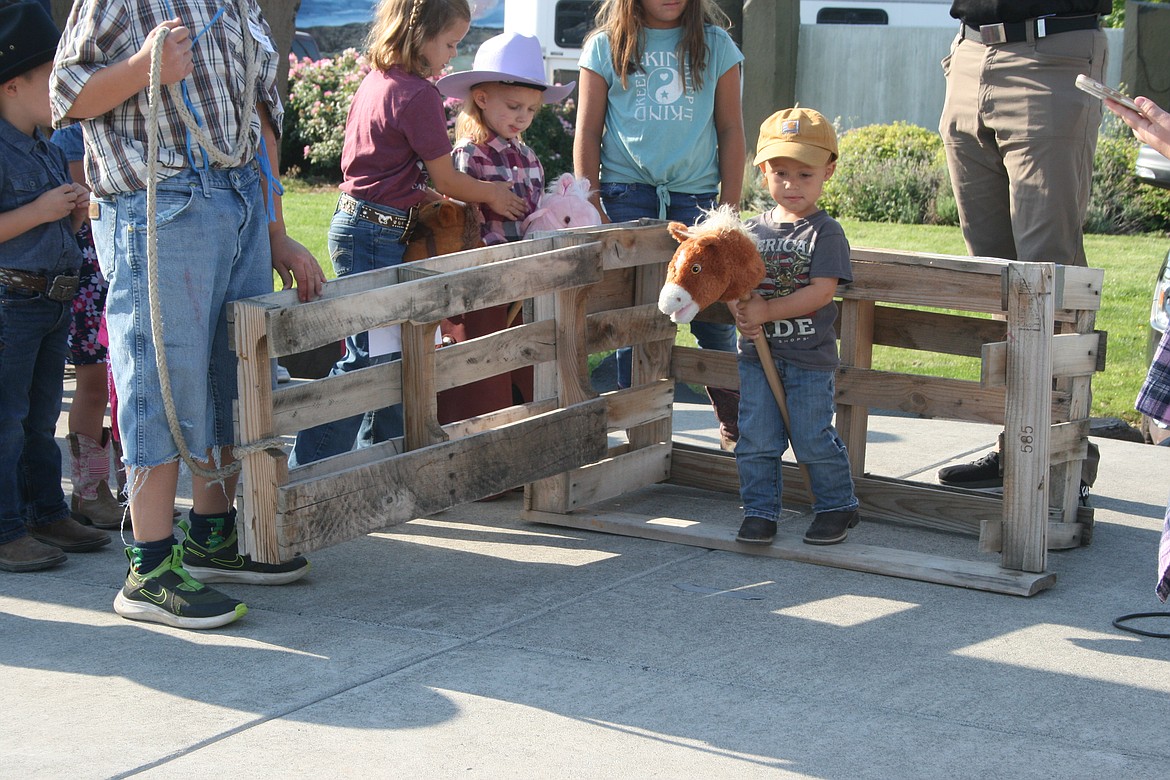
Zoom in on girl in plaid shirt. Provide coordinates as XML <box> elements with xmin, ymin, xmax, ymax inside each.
<box><xmin>436</xmin><ymin>32</ymin><xmax>575</xmax><ymax>246</ymax></box>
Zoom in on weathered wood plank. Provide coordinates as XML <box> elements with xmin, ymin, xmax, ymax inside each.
<box><xmin>560</xmin><ymin>443</ymin><xmax>673</xmax><ymax>510</ymax></box>
<box><xmin>628</xmin><ymin>260</ymin><xmax>673</xmax><ymax>449</ymax></box>
<box><xmin>981</xmin><ymin>332</ymin><xmax>1102</xmax><ymax>387</ymax></box>
<box><xmin>278</xmin><ymin>400</ymin><xmax>610</xmax><ymax>555</ymax></box>
<box><xmin>845</xmin><ymin>259</ymin><xmax>1006</xmax><ymax>313</ymax></box>
<box><xmin>597</xmin><ymin>223</ymin><xmax>677</xmax><ymax>270</ymax></box>
<box><xmin>671</xmin><ymin>345</ymin><xmax>739</xmax><ymax>390</ymax></box>
<box><xmin>434</xmin><ymin>319</ymin><xmax>556</xmax><ymax>392</ymax></box>
<box><xmin>231</xmin><ymin>300</ymin><xmax>282</xmax><ymax>562</ymax></box>
<box><xmin>604</xmin><ymin>381</ymin><xmax>675</xmax><ymax>431</ymax></box>
<box><xmin>1001</xmin><ymin>262</ymin><xmax>1053</xmax><ymax>573</ymax></box>
<box><xmin>268</xmin><ymin>243</ymin><xmax>604</xmax><ymax>355</ymax></box>
<box><xmin>586</xmin><ymin>304</ymin><xmax>676</xmax><ymax>354</ymax></box>
<box><xmin>401</xmin><ymin>321</ymin><xmax>445</xmax><ymax>451</ymax></box>
<box><xmin>1053</xmin><ymin>265</ymin><xmax>1104</xmax><ymax>312</ymax></box>
<box><xmin>271</xmin><ymin>360</ymin><xmax>402</xmax><ymax>436</ymax></box>
<box><xmin>864</xmin><ymin>306</ymin><xmax>1005</xmax><ymax>357</ymax></box>
<box><xmin>523</xmin><ymin>507</ymin><xmax>1055</xmax><ymax>596</ymax></box>
<box><xmin>555</xmin><ymin>286</ymin><xmax>595</xmax><ymax>407</ymax></box>
<box><xmin>837</xmin><ymin>298</ymin><xmax>875</xmax><ymax>477</ymax></box>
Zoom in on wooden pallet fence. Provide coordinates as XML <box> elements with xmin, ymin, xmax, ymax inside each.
<box><xmin>231</xmin><ymin>222</ymin><xmax>1102</xmax><ymax>597</ymax></box>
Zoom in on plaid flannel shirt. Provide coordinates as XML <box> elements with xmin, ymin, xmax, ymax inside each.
<box><xmin>1137</xmin><ymin>329</ymin><xmax>1170</xmax><ymax>426</ymax></box>
<box><xmin>452</xmin><ymin>134</ymin><xmax>542</xmax><ymax>246</ymax></box>
<box><xmin>51</xmin><ymin>0</ymin><xmax>282</xmax><ymax>197</ymax></box>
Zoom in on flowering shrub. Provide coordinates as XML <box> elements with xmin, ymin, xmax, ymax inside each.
<box><xmin>282</xmin><ymin>49</ymin><xmax>370</xmax><ymax>178</ymax></box>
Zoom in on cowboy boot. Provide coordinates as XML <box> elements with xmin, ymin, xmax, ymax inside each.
<box><xmin>68</xmin><ymin>429</ymin><xmax>125</xmax><ymax>530</ymax></box>
<box><xmin>706</xmin><ymin>386</ymin><xmax>740</xmax><ymax>452</ymax></box>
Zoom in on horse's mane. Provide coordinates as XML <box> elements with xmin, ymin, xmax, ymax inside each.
<box><xmin>680</xmin><ymin>204</ymin><xmax>755</xmax><ymax>242</ymax></box>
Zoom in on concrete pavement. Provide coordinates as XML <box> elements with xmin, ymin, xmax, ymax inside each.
<box><xmin>2</xmin><ymin>384</ymin><xmax>1170</xmax><ymax>778</ymax></box>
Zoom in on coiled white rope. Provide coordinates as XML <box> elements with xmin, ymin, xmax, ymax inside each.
<box><xmin>143</xmin><ymin>5</ymin><xmax>281</xmax><ymax>481</ymax></box>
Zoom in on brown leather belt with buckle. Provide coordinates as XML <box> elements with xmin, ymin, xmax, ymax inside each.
<box><xmin>337</xmin><ymin>193</ymin><xmax>417</xmax><ymax>243</ymax></box>
<box><xmin>962</xmin><ymin>14</ymin><xmax>1099</xmax><ymax>45</ymax></box>
<box><xmin>0</xmin><ymin>267</ymin><xmax>80</xmax><ymax>302</ymax></box>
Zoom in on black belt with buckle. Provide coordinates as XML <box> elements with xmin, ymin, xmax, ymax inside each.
<box><xmin>337</xmin><ymin>193</ymin><xmax>417</xmax><ymax>242</ymax></box>
<box><xmin>0</xmin><ymin>266</ymin><xmax>80</xmax><ymax>302</ymax></box>
<box><xmin>962</xmin><ymin>14</ymin><xmax>1099</xmax><ymax>45</ymax></box>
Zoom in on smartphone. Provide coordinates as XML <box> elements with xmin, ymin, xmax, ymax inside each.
<box><xmin>1076</xmin><ymin>74</ymin><xmax>1141</xmax><ymax>113</ymax></box>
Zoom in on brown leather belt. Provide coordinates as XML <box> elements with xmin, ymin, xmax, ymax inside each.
<box><xmin>0</xmin><ymin>267</ymin><xmax>80</xmax><ymax>302</ymax></box>
<box><xmin>962</xmin><ymin>14</ymin><xmax>1099</xmax><ymax>45</ymax></box>
<box><xmin>337</xmin><ymin>193</ymin><xmax>417</xmax><ymax>242</ymax></box>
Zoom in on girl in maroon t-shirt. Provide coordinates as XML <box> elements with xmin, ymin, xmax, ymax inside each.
<box><xmin>291</xmin><ymin>0</ymin><xmax>525</xmax><ymax>466</ymax></box>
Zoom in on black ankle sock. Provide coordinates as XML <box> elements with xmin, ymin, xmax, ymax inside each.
<box><xmin>132</xmin><ymin>535</ymin><xmax>176</xmax><ymax>573</ymax></box>
<box><xmin>187</xmin><ymin>508</ymin><xmax>236</xmax><ymax>548</ymax></box>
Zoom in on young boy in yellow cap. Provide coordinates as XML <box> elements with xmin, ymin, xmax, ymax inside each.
<box><xmin>0</xmin><ymin>1</ymin><xmax>111</xmax><ymax>573</ymax></box>
<box><xmin>731</xmin><ymin>107</ymin><xmax>860</xmax><ymax>546</ymax></box>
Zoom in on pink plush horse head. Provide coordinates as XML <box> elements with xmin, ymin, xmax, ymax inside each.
<box><xmin>521</xmin><ymin>173</ymin><xmax>602</xmax><ymax>237</ymax></box>
<box><xmin>658</xmin><ymin>205</ymin><xmax>765</xmax><ymax>324</ymax></box>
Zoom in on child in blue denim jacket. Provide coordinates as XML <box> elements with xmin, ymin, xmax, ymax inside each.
<box><xmin>0</xmin><ymin>2</ymin><xmax>112</xmax><ymax>573</ymax></box>
<box><xmin>52</xmin><ymin>0</ymin><xmax>325</xmax><ymax>629</ymax></box>
<box><xmin>731</xmin><ymin>108</ymin><xmax>860</xmax><ymax>547</ymax></box>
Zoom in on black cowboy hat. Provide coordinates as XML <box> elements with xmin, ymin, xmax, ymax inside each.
<box><xmin>0</xmin><ymin>2</ymin><xmax>60</xmax><ymax>84</ymax></box>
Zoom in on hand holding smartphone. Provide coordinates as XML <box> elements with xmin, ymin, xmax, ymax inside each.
<box><xmin>1075</xmin><ymin>74</ymin><xmax>1142</xmax><ymax>113</ymax></box>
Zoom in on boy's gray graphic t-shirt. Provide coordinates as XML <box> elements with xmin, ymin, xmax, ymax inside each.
<box><xmin>741</xmin><ymin>209</ymin><xmax>852</xmax><ymax>370</ymax></box>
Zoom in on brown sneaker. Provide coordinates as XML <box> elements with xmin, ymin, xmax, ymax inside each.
<box><xmin>27</xmin><ymin>517</ymin><xmax>111</xmax><ymax>552</ymax></box>
<box><xmin>0</xmin><ymin>535</ymin><xmax>68</xmax><ymax>572</ymax></box>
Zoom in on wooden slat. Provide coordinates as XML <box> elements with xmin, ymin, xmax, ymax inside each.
<box><xmin>981</xmin><ymin>332</ymin><xmax>1102</xmax><ymax>386</ymax></box>
<box><xmin>837</xmin><ymin>298</ymin><xmax>875</xmax><ymax>477</ymax></box>
<box><xmin>555</xmin><ymin>286</ymin><xmax>594</xmax><ymax>406</ymax></box>
<box><xmin>271</xmin><ymin>360</ymin><xmax>402</xmax><ymax>436</ymax></box>
<box><xmin>268</xmin><ymin>243</ymin><xmax>604</xmax><ymax>355</ymax></box>
<box><xmin>231</xmin><ymin>300</ymin><xmax>282</xmax><ymax>562</ymax></box>
<box><xmin>671</xmin><ymin>346</ymin><xmax>739</xmax><ymax>390</ymax></box>
<box><xmin>562</xmin><ymin>443</ymin><xmax>673</xmax><ymax>510</ymax></box>
<box><xmin>628</xmin><ymin>259</ymin><xmax>673</xmax><ymax>449</ymax></box>
<box><xmin>604</xmin><ymin>381</ymin><xmax>674</xmax><ymax>431</ymax></box>
<box><xmin>434</xmin><ymin>319</ymin><xmax>557</xmax><ymax>392</ymax></box>
<box><xmin>845</xmin><ymin>259</ymin><xmax>1006</xmax><ymax>313</ymax></box>
<box><xmin>597</xmin><ymin>223</ymin><xmax>677</xmax><ymax>270</ymax></box>
<box><xmin>1001</xmin><ymin>262</ymin><xmax>1053</xmax><ymax>573</ymax></box>
<box><xmin>668</xmin><ymin>446</ymin><xmax>1085</xmax><ymax>548</ymax></box>
<box><xmin>523</xmin><ymin>507</ymin><xmax>1055</xmax><ymax>597</ymax></box>
<box><xmin>441</xmin><ymin>398</ymin><xmax>558</xmax><ymax>440</ymax></box>
<box><xmin>585</xmin><ymin>304</ymin><xmax>676</xmax><ymax>353</ymax></box>
<box><xmin>1053</xmin><ymin>265</ymin><xmax>1104</xmax><ymax>312</ymax></box>
<box><xmin>866</xmin><ymin>306</ymin><xmax>1005</xmax><ymax>357</ymax></box>
<box><xmin>584</xmin><ymin>267</ymin><xmax>635</xmax><ymax>315</ymax></box>
<box><xmin>278</xmin><ymin>400</ymin><xmax>609</xmax><ymax>556</ymax></box>
<box><xmin>401</xmin><ymin>321</ymin><xmax>445</xmax><ymax>451</ymax></box>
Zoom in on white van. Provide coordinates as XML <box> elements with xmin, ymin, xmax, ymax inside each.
<box><xmin>503</xmin><ymin>0</ymin><xmax>956</xmax><ymax>84</ymax></box>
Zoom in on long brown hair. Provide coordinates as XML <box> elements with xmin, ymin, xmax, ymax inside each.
<box><xmin>366</xmin><ymin>0</ymin><xmax>471</xmax><ymax>75</ymax></box>
<box><xmin>589</xmin><ymin>0</ymin><xmax>731</xmax><ymax>91</ymax></box>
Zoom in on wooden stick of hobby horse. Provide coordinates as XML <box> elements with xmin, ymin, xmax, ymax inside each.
<box><xmin>742</xmin><ymin>294</ymin><xmax>816</xmax><ymax>504</ymax></box>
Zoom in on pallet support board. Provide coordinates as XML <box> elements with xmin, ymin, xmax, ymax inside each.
<box><xmin>522</xmin><ymin>507</ymin><xmax>1056</xmax><ymax>597</ymax></box>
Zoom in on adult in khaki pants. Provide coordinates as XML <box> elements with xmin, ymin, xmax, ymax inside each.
<box><xmin>937</xmin><ymin>0</ymin><xmax>1108</xmax><ymax>496</ymax></box>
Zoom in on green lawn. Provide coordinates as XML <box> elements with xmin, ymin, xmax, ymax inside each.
<box><xmin>280</xmin><ymin>185</ymin><xmax>1166</xmax><ymax>424</ymax></box>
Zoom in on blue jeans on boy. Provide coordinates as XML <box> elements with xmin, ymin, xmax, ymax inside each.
<box><xmin>290</xmin><ymin>202</ymin><xmax>407</xmax><ymax>466</ymax></box>
<box><xmin>599</xmin><ymin>183</ymin><xmax>735</xmax><ymax>387</ymax></box>
<box><xmin>736</xmin><ymin>355</ymin><xmax>858</xmax><ymax>520</ymax></box>
<box><xmin>0</xmin><ymin>290</ymin><xmax>71</xmax><ymax>544</ymax></box>
<box><xmin>92</xmin><ymin>166</ymin><xmax>273</xmax><ymax>467</ymax></box>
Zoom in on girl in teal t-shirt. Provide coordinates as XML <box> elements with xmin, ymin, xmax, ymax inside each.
<box><xmin>573</xmin><ymin>0</ymin><xmax>746</xmax><ymax>445</ymax></box>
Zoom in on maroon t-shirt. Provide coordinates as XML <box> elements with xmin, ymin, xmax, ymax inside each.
<box><xmin>339</xmin><ymin>65</ymin><xmax>453</xmax><ymax>210</ymax></box>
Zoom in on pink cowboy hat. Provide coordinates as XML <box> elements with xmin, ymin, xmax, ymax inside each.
<box><xmin>436</xmin><ymin>32</ymin><xmax>574</xmax><ymax>104</ymax></box>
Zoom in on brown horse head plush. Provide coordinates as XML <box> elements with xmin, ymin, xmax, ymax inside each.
<box><xmin>658</xmin><ymin>205</ymin><xmax>765</xmax><ymax>324</ymax></box>
<box><xmin>403</xmin><ymin>200</ymin><xmax>484</xmax><ymax>263</ymax></box>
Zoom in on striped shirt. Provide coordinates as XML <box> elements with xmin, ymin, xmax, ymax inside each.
<box><xmin>50</xmin><ymin>0</ymin><xmax>282</xmax><ymax>198</ymax></box>
<box><xmin>452</xmin><ymin>134</ymin><xmax>542</xmax><ymax>246</ymax></box>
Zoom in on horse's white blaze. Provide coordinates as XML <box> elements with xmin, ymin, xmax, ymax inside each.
<box><xmin>658</xmin><ymin>281</ymin><xmax>699</xmax><ymax>323</ymax></box>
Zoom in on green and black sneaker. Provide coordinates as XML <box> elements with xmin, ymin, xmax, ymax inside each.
<box><xmin>181</xmin><ymin>522</ymin><xmax>309</xmax><ymax>586</ymax></box>
<box><xmin>113</xmin><ymin>545</ymin><xmax>247</xmax><ymax>630</ymax></box>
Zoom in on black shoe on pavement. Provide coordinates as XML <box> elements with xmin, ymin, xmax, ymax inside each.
<box><xmin>736</xmin><ymin>516</ymin><xmax>777</xmax><ymax>544</ymax></box>
<box><xmin>803</xmin><ymin>510</ymin><xmax>860</xmax><ymax>546</ymax></box>
<box><xmin>938</xmin><ymin>450</ymin><xmax>1002</xmax><ymax>489</ymax></box>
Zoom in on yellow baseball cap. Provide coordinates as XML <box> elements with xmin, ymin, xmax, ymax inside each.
<box><xmin>753</xmin><ymin>107</ymin><xmax>838</xmax><ymax>167</ymax></box>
